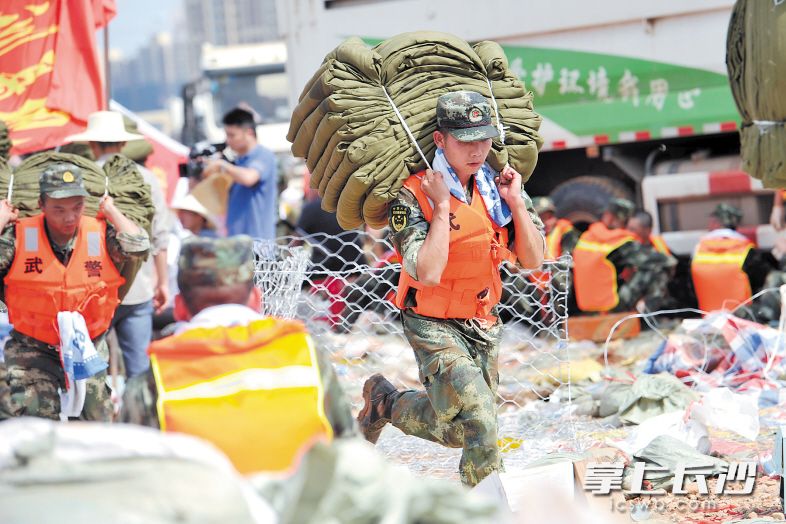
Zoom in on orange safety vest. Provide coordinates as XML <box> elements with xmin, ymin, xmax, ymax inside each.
<box><xmin>528</xmin><ymin>219</ymin><xmax>575</xmax><ymax>290</ymax></box>
<box><xmin>148</xmin><ymin>317</ymin><xmax>333</xmax><ymax>474</ymax></box>
<box><xmin>650</xmin><ymin>235</ymin><xmax>671</xmax><ymax>256</ymax></box>
<box><xmin>573</xmin><ymin>222</ymin><xmax>636</xmax><ymax>312</ymax></box>
<box><xmin>4</xmin><ymin>214</ymin><xmax>124</xmax><ymax>346</ymax></box>
<box><xmin>691</xmin><ymin>235</ymin><xmax>754</xmax><ymax>312</ymax></box>
<box><xmin>394</xmin><ymin>172</ymin><xmax>516</xmax><ymax>321</ymax></box>
<box><xmin>546</xmin><ymin>219</ymin><xmax>575</xmax><ymax>259</ymax></box>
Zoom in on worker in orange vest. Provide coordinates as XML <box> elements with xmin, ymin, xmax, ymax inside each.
<box><xmin>514</xmin><ymin>196</ymin><xmax>578</xmax><ymax>317</ymax></box>
<box><xmin>627</xmin><ymin>209</ymin><xmax>672</xmax><ymax>257</ymax></box>
<box><xmin>120</xmin><ymin>235</ymin><xmax>356</xmax><ymax>475</ymax></box>
<box><xmin>0</xmin><ymin>162</ymin><xmax>149</xmax><ymax>421</ymax></box>
<box><xmin>533</xmin><ymin>196</ymin><xmax>579</xmax><ymax>259</ymax></box>
<box><xmin>573</xmin><ymin>198</ymin><xmax>675</xmax><ymax>313</ymax></box>
<box><xmin>357</xmin><ymin>91</ymin><xmax>545</xmax><ymax>487</ymax></box>
<box><xmin>691</xmin><ymin>203</ymin><xmax>777</xmax><ymax>314</ymax></box>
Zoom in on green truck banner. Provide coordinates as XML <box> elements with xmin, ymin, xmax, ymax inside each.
<box><xmin>362</xmin><ymin>37</ymin><xmax>740</xmax><ymax>147</ymax></box>
<box><xmin>501</xmin><ymin>45</ymin><xmax>740</xmax><ymax>145</ymax></box>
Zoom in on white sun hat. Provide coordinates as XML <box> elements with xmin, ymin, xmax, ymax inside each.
<box><xmin>171</xmin><ymin>193</ymin><xmax>216</xmax><ymax>229</ymax></box>
<box><xmin>65</xmin><ymin>111</ymin><xmax>144</xmax><ymax>143</ymax></box>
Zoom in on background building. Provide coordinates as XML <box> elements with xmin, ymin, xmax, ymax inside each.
<box><xmin>111</xmin><ymin>0</ymin><xmax>280</xmax><ymax>113</ymax></box>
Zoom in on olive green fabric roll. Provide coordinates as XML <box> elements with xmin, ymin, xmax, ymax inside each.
<box><xmin>0</xmin><ymin>152</ymin><xmax>153</xmax><ymax>299</ymax></box>
<box><xmin>0</xmin><ymin>121</ymin><xmax>11</xmax><ymax>162</ymax></box>
<box><xmin>287</xmin><ymin>31</ymin><xmax>543</xmax><ymax>228</ymax></box>
<box><xmin>727</xmin><ymin>0</ymin><xmax>786</xmax><ymax>188</ymax></box>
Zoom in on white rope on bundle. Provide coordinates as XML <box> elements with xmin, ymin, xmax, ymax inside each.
<box><xmin>381</xmin><ymin>86</ymin><xmax>432</xmax><ymax>171</ymax></box>
<box><xmin>485</xmin><ymin>77</ymin><xmax>506</xmax><ymax>144</ymax></box>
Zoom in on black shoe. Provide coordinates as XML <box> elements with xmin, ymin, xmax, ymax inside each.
<box><xmin>357</xmin><ymin>373</ymin><xmax>398</xmax><ymax>444</ymax></box>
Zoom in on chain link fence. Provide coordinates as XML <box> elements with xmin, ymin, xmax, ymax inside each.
<box><xmin>255</xmin><ymin>231</ymin><xmax>576</xmax><ymax>480</ymax></box>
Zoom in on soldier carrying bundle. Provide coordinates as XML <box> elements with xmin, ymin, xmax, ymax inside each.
<box><xmin>289</xmin><ymin>31</ymin><xmax>546</xmax><ymax>486</ymax></box>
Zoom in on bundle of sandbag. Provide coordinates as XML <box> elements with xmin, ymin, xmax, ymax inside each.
<box><xmin>727</xmin><ymin>0</ymin><xmax>786</xmax><ymax>188</ymax></box>
<box><xmin>0</xmin><ymin>151</ymin><xmax>154</xmax><ymax>299</ymax></box>
<box><xmin>0</xmin><ymin>121</ymin><xmax>10</xmax><ymax>162</ymax></box>
<box><xmin>288</xmin><ymin>31</ymin><xmax>543</xmax><ymax>229</ymax></box>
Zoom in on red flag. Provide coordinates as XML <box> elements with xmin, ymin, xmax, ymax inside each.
<box><xmin>0</xmin><ymin>0</ymin><xmax>116</xmax><ymax>155</ymax></box>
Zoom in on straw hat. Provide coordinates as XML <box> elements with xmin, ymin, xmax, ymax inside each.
<box><xmin>171</xmin><ymin>193</ymin><xmax>216</xmax><ymax>229</ymax></box>
<box><xmin>189</xmin><ymin>173</ymin><xmax>233</xmax><ymax>216</ymax></box>
<box><xmin>65</xmin><ymin>111</ymin><xmax>144</xmax><ymax>143</ymax></box>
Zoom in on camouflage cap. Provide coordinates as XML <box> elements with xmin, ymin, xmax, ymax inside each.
<box><xmin>436</xmin><ymin>91</ymin><xmax>500</xmax><ymax>142</ymax></box>
<box><xmin>533</xmin><ymin>196</ymin><xmax>556</xmax><ymax>215</ymax></box>
<box><xmin>711</xmin><ymin>202</ymin><xmax>743</xmax><ymax>228</ymax></box>
<box><xmin>606</xmin><ymin>198</ymin><xmax>635</xmax><ymax>223</ymax></box>
<box><xmin>177</xmin><ymin>235</ymin><xmax>255</xmax><ymax>290</ymax></box>
<box><xmin>39</xmin><ymin>162</ymin><xmax>90</xmax><ymax>199</ymax></box>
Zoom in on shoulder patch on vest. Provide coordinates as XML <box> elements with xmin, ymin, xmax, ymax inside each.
<box><xmin>24</xmin><ymin>227</ymin><xmax>38</xmax><ymax>252</ymax></box>
<box><xmin>87</xmin><ymin>232</ymin><xmax>101</xmax><ymax>257</ymax></box>
<box><xmin>390</xmin><ymin>204</ymin><xmax>409</xmax><ymax>233</ymax></box>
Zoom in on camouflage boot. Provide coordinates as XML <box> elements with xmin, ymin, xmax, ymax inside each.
<box><xmin>357</xmin><ymin>373</ymin><xmax>399</xmax><ymax>444</ymax></box>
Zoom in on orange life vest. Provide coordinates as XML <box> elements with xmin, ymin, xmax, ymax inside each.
<box><xmin>691</xmin><ymin>235</ymin><xmax>754</xmax><ymax>312</ymax></box>
<box><xmin>4</xmin><ymin>214</ymin><xmax>124</xmax><ymax>346</ymax></box>
<box><xmin>394</xmin><ymin>172</ymin><xmax>516</xmax><ymax>321</ymax></box>
<box><xmin>546</xmin><ymin>219</ymin><xmax>575</xmax><ymax>259</ymax></box>
<box><xmin>650</xmin><ymin>235</ymin><xmax>671</xmax><ymax>256</ymax></box>
<box><xmin>528</xmin><ymin>219</ymin><xmax>575</xmax><ymax>290</ymax></box>
<box><xmin>148</xmin><ymin>317</ymin><xmax>333</xmax><ymax>475</ymax></box>
<box><xmin>573</xmin><ymin>222</ymin><xmax>637</xmax><ymax>312</ymax></box>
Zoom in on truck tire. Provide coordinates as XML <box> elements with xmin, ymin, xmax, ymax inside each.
<box><xmin>550</xmin><ymin>176</ymin><xmax>634</xmax><ymax>228</ymax></box>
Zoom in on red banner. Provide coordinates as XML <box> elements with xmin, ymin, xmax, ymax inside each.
<box><xmin>0</xmin><ymin>0</ymin><xmax>116</xmax><ymax>155</ymax></box>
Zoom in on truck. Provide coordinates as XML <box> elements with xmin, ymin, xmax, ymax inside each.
<box><xmin>276</xmin><ymin>0</ymin><xmax>775</xmax><ymax>257</ymax></box>
<box><xmin>180</xmin><ymin>41</ymin><xmax>291</xmax><ymax>155</ymax></box>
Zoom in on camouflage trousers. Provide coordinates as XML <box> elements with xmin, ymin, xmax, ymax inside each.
<box><xmin>0</xmin><ymin>362</ymin><xmax>12</xmax><ymax>421</ymax></box>
<box><xmin>749</xmin><ymin>270</ymin><xmax>786</xmax><ymax>324</ymax></box>
<box><xmin>616</xmin><ymin>266</ymin><xmax>672</xmax><ymax>312</ymax></box>
<box><xmin>4</xmin><ymin>333</ymin><xmax>113</xmax><ymax>421</ymax></box>
<box><xmin>391</xmin><ymin>310</ymin><xmax>502</xmax><ymax>486</ymax></box>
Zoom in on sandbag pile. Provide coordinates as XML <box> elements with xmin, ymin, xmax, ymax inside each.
<box><xmin>0</xmin><ymin>158</ymin><xmax>9</xmax><ymax>182</ymax></box>
<box><xmin>0</xmin><ymin>120</ymin><xmax>13</xmax><ymax>160</ymax></box>
<box><xmin>0</xmin><ymin>121</ymin><xmax>10</xmax><ymax>162</ymax></box>
<box><xmin>727</xmin><ymin>0</ymin><xmax>786</xmax><ymax>188</ymax></box>
<box><xmin>288</xmin><ymin>31</ymin><xmax>543</xmax><ymax>229</ymax></box>
<box><xmin>2</xmin><ymin>152</ymin><xmax>153</xmax><ymax>230</ymax></box>
<box><xmin>121</xmin><ymin>117</ymin><xmax>154</xmax><ymax>163</ymax></box>
<box><xmin>0</xmin><ymin>152</ymin><xmax>154</xmax><ymax>299</ymax></box>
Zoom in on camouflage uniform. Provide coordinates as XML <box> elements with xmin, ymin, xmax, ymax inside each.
<box><xmin>755</xmin><ymin>269</ymin><xmax>786</xmax><ymax>323</ymax></box>
<box><xmin>120</xmin><ymin>236</ymin><xmax>356</xmax><ymax>438</ymax></box>
<box><xmin>366</xmin><ymin>91</ymin><xmax>545</xmax><ymax>486</ymax></box>
<box><xmin>578</xmin><ymin>199</ymin><xmax>676</xmax><ymax>312</ymax></box>
<box><xmin>610</xmin><ymin>241</ymin><xmax>676</xmax><ymax>311</ymax></box>
<box><xmin>0</xmin><ymin>163</ymin><xmax>149</xmax><ymax>421</ymax></box>
<box><xmin>0</xmin><ymin>362</ymin><xmax>12</xmax><ymax>420</ymax></box>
